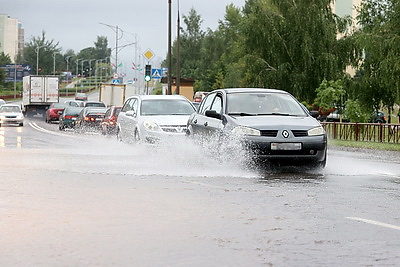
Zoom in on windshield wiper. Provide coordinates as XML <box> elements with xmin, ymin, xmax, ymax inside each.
<box><xmin>257</xmin><ymin>113</ymin><xmax>293</xmax><ymax>116</ymax></box>
<box><xmin>228</xmin><ymin>112</ymin><xmax>257</xmax><ymax>116</ymax></box>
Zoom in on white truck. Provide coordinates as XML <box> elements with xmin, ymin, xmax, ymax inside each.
<box><xmin>22</xmin><ymin>75</ymin><xmax>59</xmax><ymax>116</ymax></box>
<box><xmin>99</xmin><ymin>83</ymin><xmax>137</xmax><ymax>107</ymax></box>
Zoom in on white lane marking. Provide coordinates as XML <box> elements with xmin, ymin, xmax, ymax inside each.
<box><xmin>346</xmin><ymin>217</ymin><xmax>400</xmax><ymax>231</ymax></box>
<box><xmin>29</xmin><ymin>122</ymin><xmax>78</xmax><ymax>138</ymax></box>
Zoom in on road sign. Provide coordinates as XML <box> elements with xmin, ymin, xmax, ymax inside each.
<box><xmin>113</xmin><ymin>73</ymin><xmax>119</xmax><ymax>79</ymax></box>
<box><xmin>112</xmin><ymin>79</ymin><xmax>121</xmax><ymax>84</ymax></box>
<box><xmin>143</xmin><ymin>49</ymin><xmax>155</xmax><ymax>60</ymax></box>
<box><xmin>151</xmin><ymin>68</ymin><xmax>162</xmax><ymax>79</ymax></box>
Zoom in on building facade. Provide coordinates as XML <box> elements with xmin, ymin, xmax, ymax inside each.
<box><xmin>0</xmin><ymin>14</ymin><xmax>24</xmax><ymax>63</ymax></box>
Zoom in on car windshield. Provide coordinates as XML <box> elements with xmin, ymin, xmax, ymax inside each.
<box><xmin>141</xmin><ymin>99</ymin><xmax>195</xmax><ymax>116</ymax></box>
<box><xmin>227</xmin><ymin>92</ymin><xmax>307</xmax><ymax>116</ymax></box>
<box><xmin>0</xmin><ymin>106</ymin><xmax>21</xmax><ymax>113</ymax></box>
<box><xmin>53</xmin><ymin>103</ymin><xmax>66</xmax><ymax>108</ymax></box>
<box><xmin>86</xmin><ymin>102</ymin><xmax>105</xmax><ymax>107</ymax></box>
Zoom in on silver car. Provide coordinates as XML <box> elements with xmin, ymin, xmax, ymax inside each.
<box><xmin>186</xmin><ymin>88</ymin><xmax>327</xmax><ymax>168</ymax></box>
<box><xmin>117</xmin><ymin>95</ymin><xmax>196</xmax><ymax>143</ymax></box>
<box><xmin>0</xmin><ymin>104</ymin><xmax>24</xmax><ymax>127</ymax></box>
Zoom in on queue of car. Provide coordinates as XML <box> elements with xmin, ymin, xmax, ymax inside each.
<box><xmin>1</xmin><ymin>89</ymin><xmax>329</xmax><ymax>168</ymax></box>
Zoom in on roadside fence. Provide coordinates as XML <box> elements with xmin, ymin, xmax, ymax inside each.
<box><xmin>321</xmin><ymin>122</ymin><xmax>400</xmax><ymax>144</ymax></box>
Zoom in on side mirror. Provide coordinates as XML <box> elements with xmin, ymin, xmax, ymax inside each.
<box><xmin>310</xmin><ymin>110</ymin><xmax>319</xmax><ymax>118</ymax></box>
<box><xmin>205</xmin><ymin>110</ymin><xmax>222</xmax><ymax>120</ymax></box>
<box><xmin>126</xmin><ymin>110</ymin><xmax>136</xmax><ymax>117</ymax></box>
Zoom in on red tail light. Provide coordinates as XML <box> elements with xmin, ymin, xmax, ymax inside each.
<box><xmin>65</xmin><ymin>115</ymin><xmax>73</xmax><ymax>119</ymax></box>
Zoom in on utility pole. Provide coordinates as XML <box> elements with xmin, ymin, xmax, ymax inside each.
<box><xmin>176</xmin><ymin>0</ymin><xmax>181</xmax><ymax>95</ymax></box>
<box><xmin>167</xmin><ymin>0</ymin><xmax>172</xmax><ymax>95</ymax></box>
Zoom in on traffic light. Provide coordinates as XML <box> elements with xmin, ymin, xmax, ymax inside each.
<box><xmin>144</xmin><ymin>64</ymin><xmax>151</xmax><ymax>81</ymax></box>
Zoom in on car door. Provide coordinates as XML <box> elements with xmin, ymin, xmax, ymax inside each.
<box><xmin>190</xmin><ymin>92</ymin><xmax>216</xmax><ymax>136</ymax></box>
<box><xmin>191</xmin><ymin>92</ymin><xmax>224</xmax><ymax>136</ymax></box>
<box><xmin>118</xmin><ymin>98</ymin><xmax>136</xmax><ymax>138</ymax></box>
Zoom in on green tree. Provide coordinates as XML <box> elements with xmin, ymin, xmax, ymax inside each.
<box><xmin>0</xmin><ymin>52</ymin><xmax>12</xmax><ymax>88</ymax></box>
<box><xmin>354</xmin><ymin>0</ymin><xmax>400</xmax><ymax>122</ymax></box>
<box><xmin>239</xmin><ymin>0</ymin><xmax>351</xmax><ymax>102</ymax></box>
<box><xmin>23</xmin><ymin>31</ymin><xmax>62</xmax><ymax>75</ymax></box>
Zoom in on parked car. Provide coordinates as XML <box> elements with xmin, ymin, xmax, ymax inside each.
<box><xmin>75</xmin><ymin>93</ymin><xmax>88</xmax><ymax>101</ymax></box>
<box><xmin>45</xmin><ymin>102</ymin><xmax>68</xmax><ymax>123</ymax></box>
<box><xmin>75</xmin><ymin>107</ymin><xmax>108</xmax><ymax>132</ymax></box>
<box><xmin>101</xmin><ymin>106</ymin><xmax>122</xmax><ymax>135</ymax></box>
<box><xmin>0</xmin><ymin>99</ymin><xmax>6</xmax><ymax>106</ymax></box>
<box><xmin>59</xmin><ymin>106</ymin><xmax>84</xmax><ymax>130</ymax></box>
<box><xmin>0</xmin><ymin>104</ymin><xmax>24</xmax><ymax>127</ymax></box>
<box><xmin>65</xmin><ymin>99</ymin><xmax>84</xmax><ymax>107</ymax></box>
<box><xmin>371</xmin><ymin>110</ymin><xmax>386</xmax><ymax>123</ymax></box>
<box><xmin>83</xmin><ymin>101</ymin><xmax>106</xmax><ymax>107</ymax></box>
<box><xmin>117</xmin><ymin>95</ymin><xmax>196</xmax><ymax>143</ymax></box>
<box><xmin>186</xmin><ymin>88</ymin><xmax>327</xmax><ymax>168</ymax></box>
<box><xmin>325</xmin><ymin>109</ymin><xmax>349</xmax><ymax>122</ymax></box>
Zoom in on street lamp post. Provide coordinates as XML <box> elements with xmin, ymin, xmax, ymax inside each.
<box><xmin>168</xmin><ymin>0</ymin><xmax>172</xmax><ymax>95</ymax></box>
<box><xmin>35</xmin><ymin>45</ymin><xmax>46</xmax><ymax>75</ymax></box>
<box><xmin>100</xmin><ymin>23</ymin><xmax>123</xmax><ymax>74</ymax></box>
<box><xmin>65</xmin><ymin>56</ymin><xmax>72</xmax><ymax>82</ymax></box>
<box><xmin>53</xmin><ymin>52</ymin><xmax>59</xmax><ymax>76</ymax></box>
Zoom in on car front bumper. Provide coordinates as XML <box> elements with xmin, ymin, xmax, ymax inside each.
<box><xmin>242</xmin><ymin>135</ymin><xmax>327</xmax><ymax>164</ymax></box>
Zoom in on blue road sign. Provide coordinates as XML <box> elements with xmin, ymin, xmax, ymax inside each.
<box><xmin>151</xmin><ymin>68</ymin><xmax>162</xmax><ymax>79</ymax></box>
<box><xmin>112</xmin><ymin>79</ymin><xmax>121</xmax><ymax>84</ymax></box>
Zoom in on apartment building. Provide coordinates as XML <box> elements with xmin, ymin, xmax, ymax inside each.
<box><xmin>0</xmin><ymin>14</ymin><xmax>24</xmax><ymax>63</ymax></box>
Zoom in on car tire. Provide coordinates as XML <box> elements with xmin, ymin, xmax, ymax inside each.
<box><xmin>19</xmin><ymin>123</ymin><xmax>23</xmax><ymax>127</ymax></box>
<box><xmin>116</xmin><ymin>128</ymin><xmax>123</xmax><ymax>142</ymax></box>
<box><xmin>133</xmin><ymin>129</ymin><xmax>140</xmax><ymax>143</ymax></box>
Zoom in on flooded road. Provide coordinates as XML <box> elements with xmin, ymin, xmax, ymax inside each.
<box><xmin>1</xmin><ymin>118</ymin><xmax>399</xmax><ymax>266</ymax></box>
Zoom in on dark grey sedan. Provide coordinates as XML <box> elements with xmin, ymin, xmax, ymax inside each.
<box><xmin>186</xmin><ymin>88</ymin><xmax>327</xmax><ymax>168</ymax></box>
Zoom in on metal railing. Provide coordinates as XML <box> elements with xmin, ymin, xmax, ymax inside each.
<box><xmin>321</xmin><ymin>122</ymin><xmax>400</xmax><ymax>144</ymax></box>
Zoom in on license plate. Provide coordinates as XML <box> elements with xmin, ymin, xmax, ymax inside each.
<box><xmin>72</xmin><ymin>118</ymin><xmax>77</xmax><ymax>121</ymax></box>
<box><xmin>96</xmin><ymin>118</ymin><xmax>102</xmax><ymax>121</ymax></box>
<box><xmin>271</xmin><ymin>142</ymin><xmax>302</xmax><ymax>150</ymax></box>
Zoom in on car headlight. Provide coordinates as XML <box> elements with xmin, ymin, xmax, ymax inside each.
<box><xmin>0</xmin><ymin>115</ymin><xmax>5</xmax><ymax>120</ymax></box>
<box><xmin>308</xmin><ymin>126</ymin><xmax>325</xmax><ymax>136</ymax></box>
<box><xmin>232</xmin><ymin>125</ymin><xmax>261</xmax><ymax>136</ymax></box>
<box><xmin>143</xmin><ymin>121</ymin><xmax>161</xmax><ymax>132</ymax></box>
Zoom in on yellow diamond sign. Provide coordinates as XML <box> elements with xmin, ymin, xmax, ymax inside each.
<box><xmin>143</xmin><ymin>49</ymin><xmax>154</xmax><ymax>60</ymax></box>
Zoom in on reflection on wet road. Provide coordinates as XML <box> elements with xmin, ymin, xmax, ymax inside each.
<box><xmin>0</xmin><ymin>118</ymin><xmax>399</xmax><ymax>266</ymax></box>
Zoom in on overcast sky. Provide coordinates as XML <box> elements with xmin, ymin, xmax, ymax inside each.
<box><xmin>2</xmin><ymin>0</ymin><xmax>246</xmax><ymax>74</ymax></box>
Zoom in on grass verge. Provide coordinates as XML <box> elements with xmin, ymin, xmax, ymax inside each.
<box><xmin>329</xmin><ymin>139</ymin><xmax>400</xmax><ymax>151</ymax></box>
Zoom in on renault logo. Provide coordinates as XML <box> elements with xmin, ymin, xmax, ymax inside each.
<box><xmin>282</xmin><ymin>130</ymin><xmax>289</xmax><ymax>138</ymax></box>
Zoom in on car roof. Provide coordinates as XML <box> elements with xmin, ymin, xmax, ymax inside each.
<box><xmin>213</xmin><ymin>88</ymin><xmax>289</xmax><ymax>95</ymax></box>
<box><xmin>128</xmin><ymin>95</ymin><xmax>189</xmax><ymax>101</ymax></box>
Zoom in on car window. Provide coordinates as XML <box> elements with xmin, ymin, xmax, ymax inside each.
<box><xmin>199</xmin><ymin>93</ymin><xmax>216</xmax><ymax>115</ymax></box>
<box><xmin>210</xmin><ymin>94</ymin><xmax>222</xmax><ymax>114</ymax></box>
<box><xmin>121</xmin><ymin>98</ymin><xmax>134</xmax><ymax>112</ymax></box>
<box><xmin>140</xmin><ymin>99</ymin><xmax>195</xmax><ymax>116</ymax></box>
<box><xmin>0</xmin><ymin>106</ymin><xmax>21</xmax><ymax>113</ymax></box>
<box><xmin>227</xmin><ymin>93</ymin><xmax>306</xmax><ymax>116</ymax></box>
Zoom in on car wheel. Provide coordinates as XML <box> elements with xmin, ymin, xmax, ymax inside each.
<box><xmin>133</xmin><ymin>129</ymin><xmax>140</xmax><ymax>143</ymax></box>
<box><xmin>19</xmin><ymin>123</ymin><xmax>23</xmax><ymax>127</ymax></box>
<box><xmin>116</xmin><ymin>128</ymin><xmax>123</xmax><ymax>142</ymax></box>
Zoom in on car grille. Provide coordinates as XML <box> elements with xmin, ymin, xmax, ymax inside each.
<box><xmin>260</xmin><ymin>130</ymin><xmax>278</xmax><ymax>137</ymax></box>
<box><xmin>161</xmin><ymin>125</ymin><xmax>187</xmax><ymax>133</ymax></box>
<box><xmin>291</xmin><ymin>130</ymin><xmax>308</xmax><ymax>137</ymax></box>
<box><xmin>6</xmin><ymin>115</ymin><xmax>17</xmax><ymax>118</ymax></box>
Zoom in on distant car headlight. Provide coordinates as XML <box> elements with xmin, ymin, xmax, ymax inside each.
<box><xmin>143</xmin><ymin>121</ymin><xmax>161</xmax><ymax>132</ymax></box>
<box><xmin>232</xmin><ymin>125</ymin><xmax>261</xmax><ymax>136</ymax></box>
<box><xmin>0</xmin><ymin>115</ymin><xmax>5</xmax><ymax>120</ymax></box>
<box><xmin>16</xmin><ymin>115</ymin><xmax>24</xmax><ymax>119</ymax></box>
<box><xmin>308</xmin><ymin>126</ymin><xmax>325</xmax><ymax>136</ymax></box>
